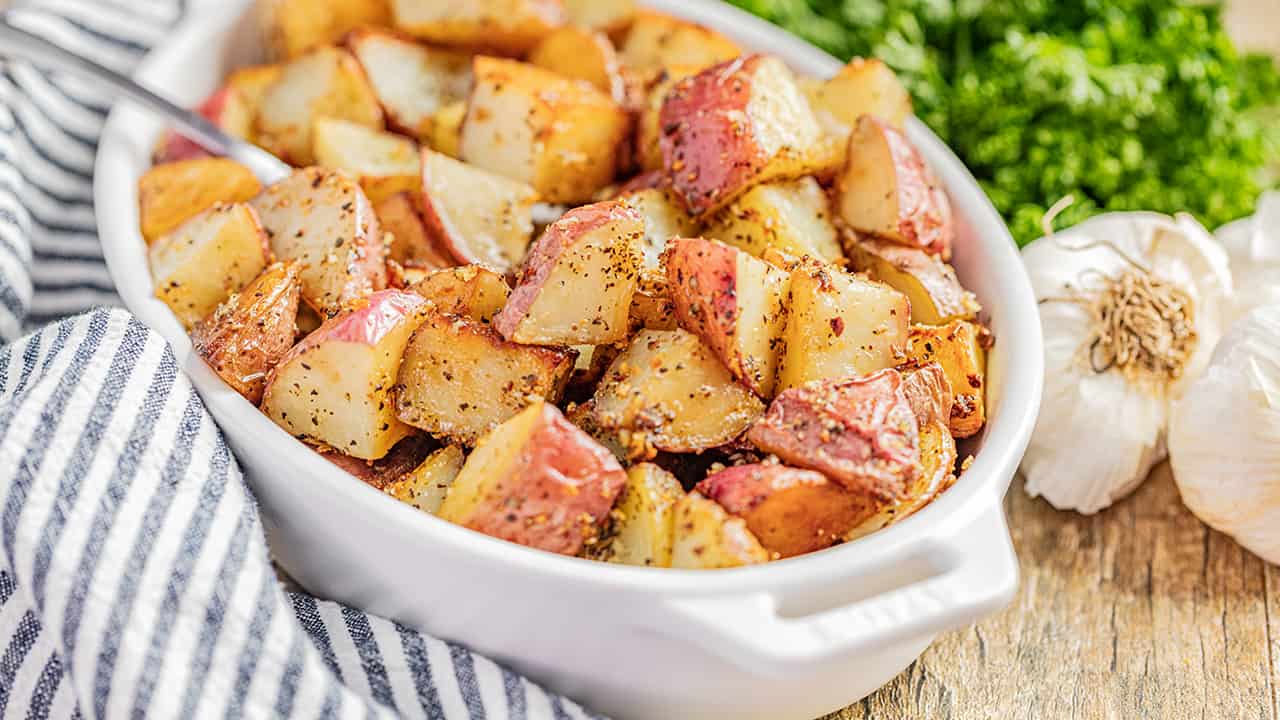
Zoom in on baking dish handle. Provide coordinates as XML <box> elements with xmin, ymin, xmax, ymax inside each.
<box><xmin>663</xmin><ymin>501</ymin><xmax>1018</xmax><ymax>673</ymax></box>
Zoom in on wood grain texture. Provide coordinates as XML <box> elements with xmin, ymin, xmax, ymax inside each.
<box><xmin>828</xmin><ymin>464</ymin><xmax>1278</xmax><ymax>720</ymax></box>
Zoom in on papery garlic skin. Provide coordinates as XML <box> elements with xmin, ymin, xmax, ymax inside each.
<box><xmin>1169</xmin><ymin>305</ymin><xmax>1280</xmax><ymax>563</ymax></box>
<box><xmin>1216</xmin><ymin>191</ymin><xmax>1280</xmax><ymax>322</ymax></box>
<box><xmin>1020</xmin><ymin>212</ymin><xmax>1232</xmax><ymax>514</ymax></box>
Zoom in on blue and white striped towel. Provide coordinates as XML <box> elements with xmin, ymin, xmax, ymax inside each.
<box><xmin>0</xmin><ymin>2</ymin><xmax>605</xmax><ymax>717</ymax></box>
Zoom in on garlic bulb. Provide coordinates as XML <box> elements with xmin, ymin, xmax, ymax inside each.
<box><xmin>1169</xmin><ymin>305</ymin><xmax>1280</xmax><ymax>563</ymax></box>
<box><xmin>1215</xmin><ymin>190</ymin><xmax>1280</xmax><ymax>321</ymax></box>
<box><xmin>1020</xmin><ymin>211</ymin><xmax>1233</xmax><ymax>513</ymax></box>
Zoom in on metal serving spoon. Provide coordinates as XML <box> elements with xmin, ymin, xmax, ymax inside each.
<box><xmin>0</xmin><ymin>14</ymin><xmax>292</xmax><ymax>183</ymax></box>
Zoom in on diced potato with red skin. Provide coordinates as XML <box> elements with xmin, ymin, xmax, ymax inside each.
<box><xmin>665</xmin><ymin>238</ymin><xmax>791</xmax><ymax>397</ymax></box>
<box><xmin>660</xmin><ymin>55</ymin><xmax>824</xmax><ymax>215</ymax></box>
<box><xmin>192</xmin><ymin>261</ymin><xmax>301</xmax><ymax>404</ymax></box>
<box><xmin>845</xmin><ymin>236</ymin><xmax>979</xmax><ymax>325</ymax></box>
<box><xmin>593</xmin><ymin>329</ymin><xmax>764</xmax><ymax>456</ymax></box>
<box><xmin>845</xmin><ymin>362</ymin><xmax>956</xmax><ymax>541</ymax></box>
<box><xmin>312</xmin><ymin>118</ymin><xmax>421</xmax><ymax>204</ymax></box>
<box><xmin>139</xmin><ymin>159</ymin><xmax>262</xmax><ymax>243</ymax></box>
<box><xmin>373</xmin><ymin>191</ymin><xmax>455</xmax><ymax>270</ymax></box>
<box><xmin>439</xmin><ymin>401</ymin><xmax>627</xmax><ymax>555</ymax></box>
<box><xmin>347</xmin><ymin>29</ymin><xmax>472</xmax><ymax>139</ymax></box>
<box><xmin>251</xmin><ymin>167</ymin><xmax>388</xmax><ymax>316</ymax></box>
<box><xmin>837</xmin><ymin>115</ymin><xmax>953</xmax><ymax>259</ymax></box>
<box><xmin>805</xmin><ymin>58</ymin><xmax>912</xmax><ymax>136</ymax></box>
<box><xmin>698</xmin><ymin>463</ymin><xmax>874</xmax><ymax>558</ymax></box>
<box><xmin>391</xmin><ymin>0</ymin><xmax>565</xmax><ymax>55</ymax></box>
<box><xmin>384</xmin><ymin>444</ymin><xmax>466</xmax><ymax>514</ymax></box>
<box><xmin>266</xmin><ymin>0</ymin><xmax>392</xmax><ymax>59</ymax></box>
<box><xmin>619</xmin><ymin>11</ymin><xmax>740</xmax><ymax>78</ymax></box>
<box><xmin>494</xmin><ymin>201</ymin><xmax>643</xmax><ymax>345</ymax></box>
<box><xmin>671</xmin><ymin>492</ymin><xmax>769</xmax><ymax>569</ymax></box>
<box><xmin>262</xmin><ymin>289</ymin><xmax>429</xmax><ymax>460</ymax></box>
<box><xmin>256</xmin><ymin>47</ymin><xmax>384</xmax><ymax>166</ymax></box>
<box><xmin>426</xmin><ymin>100</ymin><xmax>466</xmax><ymax>158</ymax></box>
<box><xmin>396</xmin><ymin>312</ymin><xmax>576</xmax><ymax>445</ymax></box>
<box><xmin>633</xmin><ymin>64</ymin><xmax>703</xmax><ymax>172</ymax></box>
<box><xmin>747</xmin><ymin>369</ymin><xmax>921</xmax><ymax>501</ymax></box>
<box><xmin>321</xmin><ymin>435</ymin><xmax>436</xmax><ymax>491</ymax></box>
<box><xmin>409</xmin><ymin>265</ymin><xmax>510</xmax><ymax>323</ymax></box>
<box><xmin>529</xmin><ymin>26</ymin><xmax>628</xmax><ymax>103</ymax></box>
<box><xmin>460</xmin><ymin>57</ymin><xmax>630</xmax><ymax>204</ymax></box>
<box><xmin>777</xmin><ymin>259</ymin><xmax>909</xmax><ymax>392</ymax></box>
<box><xmin>703</xmin><ymin>177</ymin><xmax>842</xmax><ymax>263</ymax></box>
<box><xmin>149</xmin><ymin>203</ymin><xmax>272</xmax><ymax>329</ymax></box>
<box><xmin>607</xmin><ymin>463</ymin><xmax>684</xmax><ymax>567</ymax></box>
<box><xmin>907</xmin><ymin>320</ymin><xmax>987</xmax><ymax>438</ymax></box>
<box><xmin>419</xmin><ymin>149</ymin><xmax>538</xmax><ymax>273</ymax></box>
<box><xmin>628</xmin><ymin>291</ymin><xmax>678</xmax><ymax>332</ymax></box>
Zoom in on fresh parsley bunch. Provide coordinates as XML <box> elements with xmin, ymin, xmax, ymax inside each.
<box><xmin>730</xmin><ymin>0</ymin><xmax>1280</xmax><ymax>245</ymax></box>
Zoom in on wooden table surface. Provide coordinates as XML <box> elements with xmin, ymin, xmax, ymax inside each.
<box><xmin>827</xmin><ymin>464</ymin><xmax>1278</xmax><ymax>719</ymax></box>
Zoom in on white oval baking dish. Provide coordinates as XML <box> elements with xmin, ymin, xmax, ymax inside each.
<box><xmin>94</xmin><ymin>2</ymin><xmax>1044</xmax><ymax>717</ymax></box>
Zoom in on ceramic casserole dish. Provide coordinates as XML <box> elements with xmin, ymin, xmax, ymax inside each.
<box><xmin>94</xmin><ymin>1</ymin><xmax>1044</xmax><ymax>717</ymax></box>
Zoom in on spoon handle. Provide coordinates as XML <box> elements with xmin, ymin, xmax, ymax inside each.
<box><xmin>0</xmin><ymin>15</ymin><xmax>291</xmax><ymax>183</ymax></box>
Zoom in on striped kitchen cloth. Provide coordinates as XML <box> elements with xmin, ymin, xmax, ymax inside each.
<box><xmin>0</xmin><ymin>2</ymin><xmax>605</xmax><ymax>718</ymax></box>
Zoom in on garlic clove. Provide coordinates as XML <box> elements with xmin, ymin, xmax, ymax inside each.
<box><xmin>1217</xmin><ymin>191</ymin><xmax>1280</xmax><ymax>323</ymax></box>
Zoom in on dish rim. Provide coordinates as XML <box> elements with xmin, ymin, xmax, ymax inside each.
<box><xmin>93</xmin><ymin>0</ymin><xmax>1044</xmax><ymax>594</ymax></box>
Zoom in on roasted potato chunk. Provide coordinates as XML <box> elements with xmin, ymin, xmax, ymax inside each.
<box><xmin>419</xmin><ymin>149</ymin><xmax>538</xmax><ymax>273</ymax></box>
<box><xmin>396</xmin><ymin>312</ymin><xmax>576</xmax><ymax>445</ymax></box>
<box><xmin>804</xmin><ymin>58</ymin><xmax>912</xmax><ymax>135</ymax></box>
<box><xmin>703</xmin><ymin>177</ymin><xmax>842</xmax><ymax>263</ymax></box>
<box><xmin>439</xmin><ymin>401</ymin><xmax>627</xmax><ymax>555</ymax></box>
<box><xmin>312</xmin><ymin>118</ymin><xmax>421</xmax><ymax>204</ymax></box>
<box><xmin>256</xmin><ymin>46</ymin><xmax>384</xmax><ymax>165</ymax></box>
<box><xmin>409</xmin><ymin>265</ymin><xmax>510</xmax><ymax>323</ymax></box>
<box><xmin>265</xmin><ymin>0</ymin><xmax>392</xmax><ymax>59</ymax></box>
<box><xmin>494</xmin><ymin>201</ymin><xmax>643</xmax><ymax>345</ymax></box>
<box><xmin>698</xmin><ymin>463</ymin><xmax>873</xmax><ymax>558</ymax></box>
<box><xmin>192</xmin><ymin>261</ymin><xmax>301</xmax><ymax>404</ymax></box>
<box><xmin>671</xmin><ymin>492</ymin><xmax>769</xmax><ymax>569</ymax></box>
<box><xmin>373</xmin><ymin>191</ymin><xmax>454</xmax><ymax>270</ymax></box>
<box><xmin>665</xmin><ymin>238</ymin><xmax>791</xmax><ymax>397</ymax></box>
<box><xmin>262</xmin><ymin>290</ymin><xmax>428</xmax><ymax>460</ymax></box>
<box><xmin>251</xmin><ymin>168</ymin><xmax>387</xmax><ymax>315</ymax></box>
<box><xmin>616</xmin><ymin>186</ymin><xmax>699</xmax><ymax>281</ymax></box>
<box><xmin>837</xmin><ymin>115</ymin><xmax>953</xmax><ymax>259</ymax></box>
<box><xmin>460</xmin><ymin>57</ymin><xmax>630</xmax><ymax>204</ymax></box>
<box><xmin>384</xmin><ymin>444</ymin><xmax>466</xmax><ymax>514</ymax></box>
<box><xmin>391</xmin><ymin>0</ymin><xmax>565</xmax><ymax>55</ymax></box>
<box><xmin>748</xmin><ymin>369</ymin><xmax>921</xmax><ymax>501</ymax></box>
<box><xmin>149</xmin><ymin>203</ymin><xmax>272</xmax><ymax>329</ymax></box>
<box><xmin>619</xmin><ymin>11</ymin><xmax>740</xmax><ymax>77</ymax></box>
<box><xmin>139</xmin><ymin>159</ymin><xmax>262</xmax><ymax>243</ymax></box>
<box><xmin>660</xmin><ymin>54</ymin><xmax>823</xmax><ymax>215</ymax></box>
<box><xmin>607</xmin><ymin>463</ymin><xmax>684</xmax><ymax>567</ymax></box>
<box><xmin>426</xmin><ymin>100</ymin><xmax>465</xmax><ymax>158</ymax></box>
<box><xmin>563</xmin><ymin>0</ymin><xmax>634</xmax><ymax>34</ymax></box>
<box><xmin>528</xmin><ymin>25</ymin><xmax>628</xmax><ymax>102</ymax></box>
<box><xmin>777</xmin><ymin>259</ymin><xmax>909</xmax><ymax>392</ymax></box>
<box><xmin>347</xmin><ymin>29</ymin><xmax>472</xmax><ymax>139</ymax></box>
<box><xmin>907</xmin><ymin>320</ymin><xmax>987</xmax><ymax>438</ymax></box>
<box><xmin>593</xmin><ymin>329</ymin><xmax>765</xmax><ymax>455</ymax></box>
<box><xmin>845</xmin><ymin>236</ymin><xmax>980</xmax><ymax>325</ymax></box>
<box><xmin>634</xmin><ymin>64</ymin><xmax>703</xmax><ymax>171</ymax></box>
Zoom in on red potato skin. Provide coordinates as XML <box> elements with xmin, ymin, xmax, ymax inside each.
<box><xmin>154</xmin><ymin>89</ymin><xmax>229</xmax><ymax>164</ymax></box>
<box><xmin>267</xmin><ymin>289</ymin><xmax>427</xmax><ymax>378</ymax></box>
<box><xmin>864</xmin><ymin>116</ymin><xmax>954</xmax><ymax>259</ymax></box>
<box><xmin>899</xmin><ymin>361</ymin><xmax>953</xmax><ymax>429</ymax></box>
<box><xmin>659</xmin><ymin>55</ymin><xmax>768</xmax><ymax>215</ymax></box>
<box><xmin>493</xmin><ymin>201</ymin><xmax>642</xmax><ymax>340</ymax></box>
<box><xmin>664</xmin><ymin>237</ymin><xmax>739</xmax><ymax>369</ymax></box>
<box><xmin>192</xmin><ymin>261</ymin><xmax>302</xmax><ymax>405</ymax></box>
<box><xmin>747</xmin><ymin>368</ymin><xmax>921</xmax><ymax>501</ymax></box>
<box><xmin>698</xmin><ymin>463</ymin><xmax>876</xmax><ymax>557</ymax></box>
<box><xmin>461</xmin><ymin>404</ymin><xmax>628</xmax><ymax>555</ymax></box>
<box><xmin>615</xmin><ymin>170</ymin><xmax>666</xmax><ymax>195</ymax></box>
